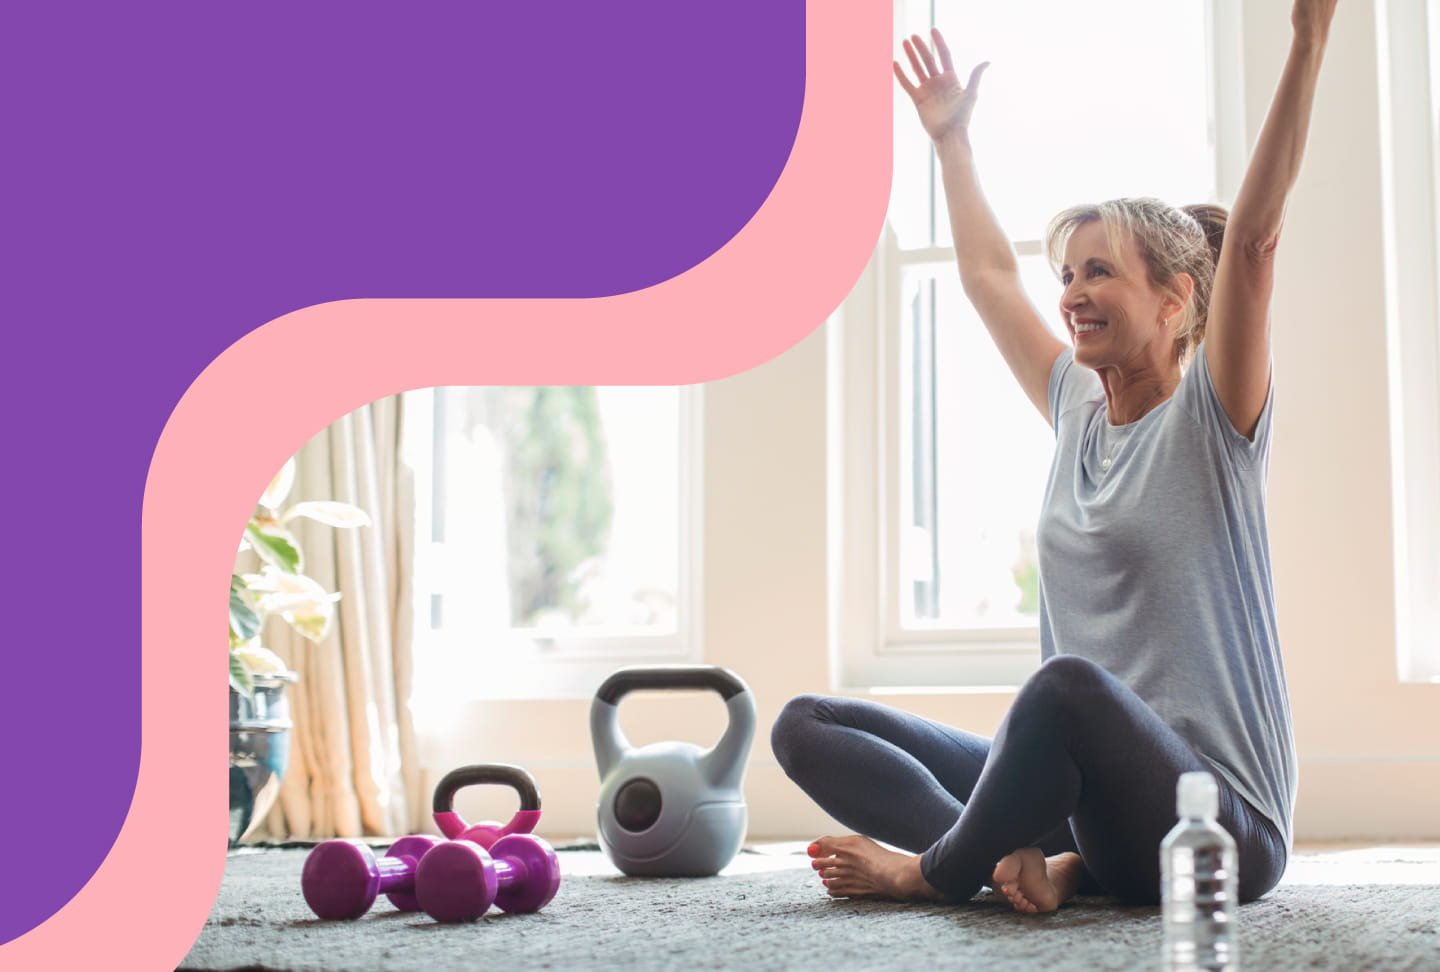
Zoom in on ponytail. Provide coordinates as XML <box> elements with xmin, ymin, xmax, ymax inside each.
<box><xmin>1182</xmin><ymin>203</ymin><xmax>1227</xmax><ymax>271</ymax></box>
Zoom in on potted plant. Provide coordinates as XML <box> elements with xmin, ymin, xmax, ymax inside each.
<box><xmin>227</xmin><ymin>456</ymin><xmax>370</xmax><ymax>843</ymax></box>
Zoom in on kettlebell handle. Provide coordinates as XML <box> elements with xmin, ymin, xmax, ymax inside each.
<box><xmin>594</xmin><ymin>665</ymin><xmax>748</xmax><ymax>704</ymax></box>
<box><xmin>431</xmin><ymin>763</ymin><xmax>542</xmax><ymax>845</ymax></box>
<box><xmin>591</xmin><ymin>666</ymin><xmax>755</xmax><ymax>790</ymax></box>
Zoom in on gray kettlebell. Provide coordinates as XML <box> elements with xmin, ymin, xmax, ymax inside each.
<box><xmin>591</xmin><ymin>665</ymin><xmax>756</xmax><ymax>876</ymax></box>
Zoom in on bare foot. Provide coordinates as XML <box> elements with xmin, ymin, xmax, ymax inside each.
<box><xmin>806</xmin><ymin>835</ymin><xmax>946</xmax><ymax>902</ymax></box>
<box><xmin>990</xmin><ymin>848</ymin><xmax>1085</xmax><ymax>914</ymax></box>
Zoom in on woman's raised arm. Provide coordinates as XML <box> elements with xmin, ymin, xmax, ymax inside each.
<box><xmin>1206</xmin><ymin>0</ymin><xmax>1339</xmax><ymax>438</ymax></box>
<box><xmin>895</xmin><ymin>29</ymin><xmax>1065</xmax><ymax>424</ymax></box>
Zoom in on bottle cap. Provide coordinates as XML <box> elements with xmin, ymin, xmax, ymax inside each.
<box><xmin>1177</xmin><ymin>771</ymin><xmax>1219</xmax><ymax>818</ymax></box>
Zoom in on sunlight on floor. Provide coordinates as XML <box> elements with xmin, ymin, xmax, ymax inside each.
<box><xmin>1282</xmin><ymin>843</ymin><xmax>1440</xmax><ymax>886</ymax></box>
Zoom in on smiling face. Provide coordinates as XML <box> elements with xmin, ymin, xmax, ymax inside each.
<box><xmin>1058</xmin><ymin>220</ymin><xmax>1175</xmax><ymax>374</ymax></box>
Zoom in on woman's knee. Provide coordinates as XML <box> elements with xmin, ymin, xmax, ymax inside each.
<box><xmin>1016</xmin><ymin>654</ymin><xmax>1113</xmax><ymax>713</ymax></box>
<box><xmin>769</xmin><ymin>694</ymin><xmax>831</xmax><ymax>769</ymax></box>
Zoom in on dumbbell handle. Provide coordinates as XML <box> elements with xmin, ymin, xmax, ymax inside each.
<box><xmin>371</xmin><ymin>854</ymin><xmax>416</xmax><ymax>889</ymax></box>
<box><xmin>490</xmin><ymin>855</ymin><xmax>526</xmax><ymax>888</ymax></box>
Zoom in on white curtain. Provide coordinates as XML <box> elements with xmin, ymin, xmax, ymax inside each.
<box><xmin>257</xmin><ymin>395</ymin><xmax>426</xmax><ymax>838</ymax></box>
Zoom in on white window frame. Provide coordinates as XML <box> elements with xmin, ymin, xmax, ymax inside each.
<box><xmin>1376</xmin><ymin>0</ymin><xmax>1440</xmax><ymax>683</ymax></box>
<box><xmin>404</xmin><ymin>384</ymin><xmax>705</xmax><ymax>700</ymax></box>
<box><xmin>829</xmin><ymin>0</ymin><xmax>1245</xmax><ymax>691</ymax></box>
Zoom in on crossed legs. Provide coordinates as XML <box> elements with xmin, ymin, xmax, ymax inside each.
<box><xmin>771</xmin><ymin>655</ymin><xmax>1286</xmax><ymax>910</ymax></box>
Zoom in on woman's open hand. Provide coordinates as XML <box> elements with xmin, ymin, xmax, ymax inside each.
<box><xmin>893</xmin><ymin>28</ymin><xmax>988</xmax><ymax>143</ymax></box>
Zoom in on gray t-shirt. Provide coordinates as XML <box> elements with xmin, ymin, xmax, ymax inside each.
<box><xmin>1039</xmin><ymin>344</ymin><xmax>1296</xmax><ymax>845</ymax></box>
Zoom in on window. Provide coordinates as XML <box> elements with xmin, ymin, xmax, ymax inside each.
<box><xmin>831</xmin><ymin>0</ymin><xmax>1240</xmax><ymax>689</ymax></box>
<box><xmin>1377</xmin><ymin>0</ymin><xmax>1440</xmax><ymax>683</ymax></box>
<box><xmin>406</xmin><ymin>385</ymin><xmax>702</xmax><ymax>700</ymax></box>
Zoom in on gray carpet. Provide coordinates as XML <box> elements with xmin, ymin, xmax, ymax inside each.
<box><xmin>182</xmin><ymin>842</ymin><xmax>1440</xmax><ymax>971</ymax></box>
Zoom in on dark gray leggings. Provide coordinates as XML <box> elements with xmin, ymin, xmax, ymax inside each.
<box><xmin>771</xmin><ymin>654</ymin><xmax>1287</xmax><ymax>903</ymax></box>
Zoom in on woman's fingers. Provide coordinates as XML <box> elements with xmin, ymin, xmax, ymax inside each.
<box><xmin>902</xmin><ymin>36</ymin><xmax>928</xmax><ymax>82</ymax></box>
<box><xmin>932</xmin><ymin>27</ymin><xmax>955</xmax><ymax>74</ymax></box>
<box><xmin>911</xmin><ymin>33</ymin><xmax>941</xmax><ymax>77</ymax></box>
<box><xmin>892</xmin><ymin>60</ymin><xmax>919</xmax><ymax>96</ymax></box>
<box><xmin>965</xmin><ymin>61</ymin><xmax>989</xmax><ymax>97</ymax></box>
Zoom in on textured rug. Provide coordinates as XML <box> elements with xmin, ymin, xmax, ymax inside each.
<box><xmin>181</xmin><ymin>842</ymin><xmax>1440</xmax><ymax>971</ymax></box>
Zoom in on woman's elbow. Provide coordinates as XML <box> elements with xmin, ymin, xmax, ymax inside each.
<box><xmin>1228</xmin><ymin>227</ymin><xmax>1282</xmax><ymax>267</ymax></box>
<box><xmin>1245</xmin><ymin>234</ymin><xmax>1281</xmax><ymax>265</ymax></box>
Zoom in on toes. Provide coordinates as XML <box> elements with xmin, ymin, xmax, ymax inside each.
<box><xmin>997</xmin><ymin>882</ymin><xmax>1034</xmax><ymax>913</ymax></box>
<box><xmin>992</xmin><ymin>854</ymin><xmax>1022</xmax><ymax>887</ymax></box>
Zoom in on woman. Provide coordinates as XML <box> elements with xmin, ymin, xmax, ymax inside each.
<box><xmin>771</xmin><ymin>0</ymin><xmax>1338</xmax><ymax>912</ymax></box>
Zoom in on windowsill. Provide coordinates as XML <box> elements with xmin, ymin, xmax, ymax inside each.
<box><xmin>412</xmin><ymin>639</ymin><xmax>700</xmax><ymax>703</ymax></box>
<box><xmin>850</xmin><ymin>683</ymin><xmax>1023</xmax><ymax>697</ymax></box>
<box><xmin>835</xmin><ymin>639</ymin><xmax>1042</xmax><ymax>694</ymax></box>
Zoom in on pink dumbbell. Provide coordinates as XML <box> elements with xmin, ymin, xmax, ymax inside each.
<box><xmin>415</xmin><ymin>833</ymin><xmax>562</xmax><ymax>922</ymax></box>
<box><xmin>301</xmin><ymin>834</ymin><xmax>444</xmax><ymax>920</ymax></box>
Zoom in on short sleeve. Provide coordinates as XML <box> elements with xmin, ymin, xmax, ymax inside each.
<box><xmin>1047</xmin><ymin>348</ymin><xmax>1103</xmax><ymax>436</ymax></box>
<box><xmin>1175</xmin><ymin>342</ymin><xmax>1275</xmax><ymax>467</ymax></box>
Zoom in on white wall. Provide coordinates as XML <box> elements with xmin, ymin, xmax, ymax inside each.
<box><xmin>420</xmin><ymin>0</ymin><xmax>1440</xmax><ymax>843</ymax></box>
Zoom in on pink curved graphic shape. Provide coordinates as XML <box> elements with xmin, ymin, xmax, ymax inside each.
<box><xmin>0</xmin><ymin>2</ymin><xmax>891</xmax><ymax>967</ymax></box>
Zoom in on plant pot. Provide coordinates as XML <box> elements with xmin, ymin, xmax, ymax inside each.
<box><xmin>229</xmin><ymin>670</ymin><xmax>298</xmax><ymax>845</ymax></box>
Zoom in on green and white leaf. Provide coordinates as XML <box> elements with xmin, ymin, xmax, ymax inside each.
<box><xmin>230</xmin><ymin>650</ymin><xmax>255</xmax><ymax>698</ymax></box>
<box><xmin>259</xmin><ymin>457</ymin><xmax>296</xmax><ymax>513</ymax></box>
<box><xmin>229</xmin><ymin>575</ymin><xmax>261</xmax><ymax>643</ymax></box>
<box><xmin>282</xmin><ymin>501</ymin><xmax>372</xmax><ymax>529</ymax></box>
<box><xmin>243</xmin><ymin>568</ymin><xmax>341</xmax><ymax>642</ymax></box>
<box><xmin>234</xmin><ymin>642</ymin><xmax>288</xmax><ymax>675</ymax></box>
<box><xmin>230</xmin><ymin>461</ymin><xmax>373</xmax><ymax>691</ymax></box>
<box><xmin>245</xmin><ymin>522</ymin><xmax>302</xmax><ymax>574</ymax></box>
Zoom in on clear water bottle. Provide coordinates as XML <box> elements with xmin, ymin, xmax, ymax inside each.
<box><xmin>1161</xmin><ymin>771</ymin><xmax>1239</xmax><ymax>971</ymax></box>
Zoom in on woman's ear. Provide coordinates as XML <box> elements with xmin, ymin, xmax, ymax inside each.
<box><xmin>1164</xmin><ymin>272</ymin><xmax>1196</xmax><ymax>319</ymax></box>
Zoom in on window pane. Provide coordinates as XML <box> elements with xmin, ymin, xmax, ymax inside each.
<box><xmin>430</xmin><ymin>386</ymin><xmax>679</xmax><ymax>641</ymax></box>
<box><xmin>890</xmin><ymin>0</ymin><xmax>1216</xmax><ymax>248</ymax></box>
<box><xmin>888</xmin><ymin>0</ymin><xmax>1218</xmax><ymax>638</ymax></box>
<box><xmin>901</xmin><ymin>256</ymin><xmax>1064</xmax><ymax>628</ymax></box>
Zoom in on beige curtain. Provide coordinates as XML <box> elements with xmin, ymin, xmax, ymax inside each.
<box><xmin>257</xmin><ymin>395</ymin><xmax>426</xmax><ymax>838</ymax></box>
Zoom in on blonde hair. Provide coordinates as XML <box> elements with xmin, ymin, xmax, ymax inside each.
<box><xmin>1045</xmin><ymin>198</ymin><xmax>1227</xmax><ymax>366</ymax></box>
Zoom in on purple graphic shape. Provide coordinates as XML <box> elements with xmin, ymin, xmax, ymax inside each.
<box><xmin>0</xmin><ymin>0</ymin><xmax>802</xmax><ymax>946</ymax></box>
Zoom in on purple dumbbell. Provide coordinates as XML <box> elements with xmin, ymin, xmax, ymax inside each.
<box><xmin>415</xmin><ymin>833</ymin><xmax>562</xmax><ymax>923</ymax></box>
<box><xmin>301</xmin><ymin>834</ymin><xmax>444</xmax><ymax>920</ymax></box>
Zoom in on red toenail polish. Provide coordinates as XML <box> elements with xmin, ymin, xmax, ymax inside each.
<box><xmin>807</xmin><ymin>842</ymin><xmax>819</xmax><ymax>856</ymax></box>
